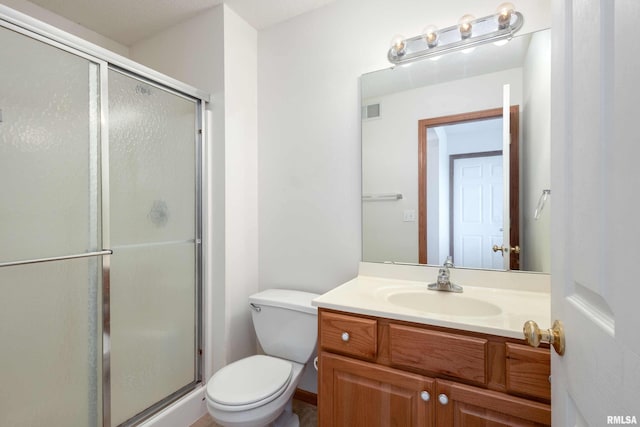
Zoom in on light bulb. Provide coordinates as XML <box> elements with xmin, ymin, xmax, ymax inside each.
<box><xmin>422</xmin><ymin>25</ymin><xmax>439</xmax><ymax>48</ymax></box>
<box><xmin>496</xmin><ymin>2</ymin><xmax>515</xmax><ymax>29</ymax></box>
<box><xmin>458</xmin><ymin>14</ymin><xmax>475</xmax><ymax>39</ymax></box>
<box><xmin>390</xmin><ymin>34</ymin><xmax>406</xmax><ymax>57</ymax></box>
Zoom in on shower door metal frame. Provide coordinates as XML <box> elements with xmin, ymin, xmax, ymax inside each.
<box><xmin>104</xmin><ymin>65</ymin><xmax>206</xmax><ymax>427</ymax></box>
<box><xmin>0</xmin><ymin>6</ymin><xmax>209</xmax><ymax>427</ymax></box>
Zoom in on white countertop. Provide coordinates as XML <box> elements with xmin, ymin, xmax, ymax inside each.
<box><xmin>313</xmin><ymin>272</ymin><xmax>551</xmax><ymax>339</ymax></box>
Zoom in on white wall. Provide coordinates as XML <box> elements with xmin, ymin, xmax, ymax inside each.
<box><xmin>522</xmin><ymin>30</ymin><xmax>551</xmax><ymax>272</ymax></box>
<box><xmin>362</xmin><ymin>69</ymin><xmax>522</xmax><ymax>264</ymax></box>
<box><xmin>220</xmin><ymin>5</ymin><xmax>259</xmax><ymax>367</ymax></box>
<box><xmin>258</xmin><ymin>0</ymin><xmax>551</xmax><ymax>297</ymax></box>
<box><xmin>130</xmin><ymin>8</ymin><xmax>223</xmax><ymax>96</ymax></box>
<box><xmin>1</xmin><ymin>0</ymin><xmax>130</xmax><ymax>56</ymax></box>
<box><xmin>131</xmin><ymin>4</ymin><xmax>259</xmax><ymax>376</ymax></box>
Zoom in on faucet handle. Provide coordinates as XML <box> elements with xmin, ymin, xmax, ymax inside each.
<box><xmin>444</xmin><ymin>256</ymin><xmax>454</xmax><ymax>267</ymax></box>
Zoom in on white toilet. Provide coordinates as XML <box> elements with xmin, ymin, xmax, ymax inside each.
<box><xmin>205</xmin><ymin>289</ymin><xmax>320</xmax><ymax>427</ymax></box>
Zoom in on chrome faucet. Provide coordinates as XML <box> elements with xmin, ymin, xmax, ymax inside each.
<box><xmin>428</xmin><ymin>256</ymin><xmax>463</xmax><ymax>293</ymax></box>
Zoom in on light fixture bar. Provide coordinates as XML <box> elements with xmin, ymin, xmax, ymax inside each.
<box><xmin>388</xmin><ymin>11</ymin><xmax>524</xmax><ymax>65</ymax></box>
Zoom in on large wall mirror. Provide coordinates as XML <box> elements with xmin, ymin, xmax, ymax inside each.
<box><xmin>361</xmin><ymin>28</ymin><xmax>550</xmax><ymax>273</ymax></box>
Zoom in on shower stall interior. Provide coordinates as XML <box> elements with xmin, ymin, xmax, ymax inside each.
<box><xmin>0</xmin><ymin>7</ymin><xmax>206</xmax><ymax>427</ymax></box>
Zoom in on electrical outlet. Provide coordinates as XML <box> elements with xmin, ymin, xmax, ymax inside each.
<box><xmin>403</xmin><ymin>209</ymin><xmax>416</xmax><ymax>222</ymax></box>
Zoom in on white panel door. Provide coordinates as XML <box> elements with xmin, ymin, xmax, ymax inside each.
<box><xmin>452</xmin><ymin>154</ymin><xmax>503</xmax><ymax>269</ymax></box>
<box><xmin>551</xmin><ymin>0</ymin><xmax>640</xmax><ymax>425</ymax></box>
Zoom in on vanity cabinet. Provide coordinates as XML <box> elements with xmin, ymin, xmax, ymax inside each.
<box><xmin>318</xmin><ymin>309</ymin><xmax>551</xmax><ymax>426</ymax></box>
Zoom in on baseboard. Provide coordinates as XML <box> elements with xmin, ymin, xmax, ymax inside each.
<box><xmin>294</xmin><ymin>388</ymin><xmax>317</xmax><ymax>406</ymax></box>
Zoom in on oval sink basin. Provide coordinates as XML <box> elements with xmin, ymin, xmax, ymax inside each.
<box><xmin>386</xmin><ymin>291</ymin><xmax>502</xmax><ymax>317</ymax></box>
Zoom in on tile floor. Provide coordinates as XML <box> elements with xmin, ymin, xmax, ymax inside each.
<box><xmin>190</xmin><ymin>399</ymin><xmax>317</xmax><ymax>427</ymax></box>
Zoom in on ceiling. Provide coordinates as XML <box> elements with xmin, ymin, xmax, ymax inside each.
<box><xmin>27</xmin><ymin>0</ymin><xmax>337</xmax><ymax>46</ymax></box>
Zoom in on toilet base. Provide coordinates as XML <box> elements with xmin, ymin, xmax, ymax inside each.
<box><xmin>272</xmin><ymin>400</ymin><xmax>298</xmax><ymax>427</ymax></box>
<box><xmin>273</xmin><ymin>413</ymin><xmax>298</xmax><ymax>427</ymax></box>
<box><xmin>207</xmin><ymin>395</ymin><xmax>299</xmax><ymax>427</ymax></box>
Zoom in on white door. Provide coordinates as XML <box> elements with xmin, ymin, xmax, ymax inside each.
<box><xmin>551</xmin><ymin>1</ymin><xmax>640</xmax><ymax>425</ymax></box>
<box><xmin>452</xmin><ymin>154</ymin><xmax>503</xmax><ymax>269</ymax></box>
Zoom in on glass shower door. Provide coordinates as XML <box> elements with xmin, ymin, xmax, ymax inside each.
<box><xmin>1</xmin><ymin>17</ymin><xmax>202</xmax><ymax>427</ymax></box>
<box><xmin>0</xmin><ymin>26</ymin><xmax>102</xmax><ymax>427</ymax></box>
<box><xmin>108</xmin><ymin>69</ymin><xmax>200</xmax><ymax>426</ymax></box>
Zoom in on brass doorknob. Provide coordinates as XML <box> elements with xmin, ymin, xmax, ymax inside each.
<box><xmin>523</xmin><ymin>320</ymin><xmax>565</xmax><ymax>356</ymax></box>
<box><xmin>492</xmin><ymin>244</ymin><xmax>521</xmax><ymax>255</ymax></box>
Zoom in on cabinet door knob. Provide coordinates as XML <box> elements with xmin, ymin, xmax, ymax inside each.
<box><xmin>420</xmin><ymin>391</ymin><xmax>430</xmax><ymax>402</ymax></box>
<box><xmin>438</xmin><ymin>394</ymin><xmax>449</xmax><ymax>405</ymax></box>
<box><xmin>341</xmin><ymin>332</ymin><xmax>350</xmax><ymax>342</ymax></box>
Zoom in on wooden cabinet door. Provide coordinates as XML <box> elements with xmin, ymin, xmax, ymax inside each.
<box><xmin>319</xmin><ymin>352</ymin><xmax>434</xmax><ymax>427</ymax></box>
<box><xmin>435</xmin><ymin>379</ymin><xmax>551</xmax><ymax>427</ymax></box>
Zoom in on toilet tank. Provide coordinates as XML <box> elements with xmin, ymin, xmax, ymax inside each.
<box><xmin>249</xmin><ymin>289</ymin><xmax>319</xmax><ymax>364</ymax></box>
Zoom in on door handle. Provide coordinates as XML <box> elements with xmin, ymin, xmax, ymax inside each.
<box><xmin>492</xmin><ymin>244</ymin><xmax>520</xmax><ymax>255</ymax></box>
<box><xmin>523</xmin><ymin>320</ymin><xmax>565</xmax><ymax>356</ymax></box>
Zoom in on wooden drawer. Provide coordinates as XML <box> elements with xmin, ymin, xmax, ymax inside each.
<box><xmin>389</xmin><ymin>324</ymin><xmax>488</xmax><ymax>384</ymax></box>
<box><xmin>320</xmin><ymin>311</ymin><xmax>377</xmax><ymax>360</ymax></box>
<box><xmin>506</xmin><ymin>343</ymin><xmax>551</xmax><ymax>401</ymax></box>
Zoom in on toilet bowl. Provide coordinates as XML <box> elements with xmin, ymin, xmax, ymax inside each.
<box><xmin>206</xmin><ymin>356</ymin><xmax>304</xmax><ymax>427</ymax></box>
<box><xmin>205</xmin><ymin>289</ymin><xmax>319</xmax><ymax>427</ymax></box>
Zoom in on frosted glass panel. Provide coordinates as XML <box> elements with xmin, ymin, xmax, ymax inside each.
<box><xmin>0</xmin><ymin>26</ymin><xmax>98</xmax><ymax>262</ymax></box>
<box><xmin>108</xmin><ymin>69</ymin><xmax>198</xmax><ymax>425</ymax></box>
<box><xmin>0</xmin><ymin>258</ymin><xmax>101</xmax><ymax>427</ymax></box>
<box><xmin>110</xmin><ymin>243</ymin><xmax>196</xmax><ymax>426</ymax></box>
<box><xmin>108</xmin><ymin>70</ymin><xmax>196</xmax><ymax>246</ymax></box>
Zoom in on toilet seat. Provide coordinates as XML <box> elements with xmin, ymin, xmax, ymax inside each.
<box><xmin>206</xmin><ymin>355</ymin><xmax>293</xmax><ymax>411</ymax></box>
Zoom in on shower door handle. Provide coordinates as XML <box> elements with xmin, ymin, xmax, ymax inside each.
<box><xmin>0</xmin><ymin>249</ymin><xmax>113</xmax><ymax>268</ymax></box>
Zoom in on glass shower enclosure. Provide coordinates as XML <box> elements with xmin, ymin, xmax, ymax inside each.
<box><xmin>0</xmin><ymin>8</ymin><xmax>206</xmax><ymax>427</ymax></box>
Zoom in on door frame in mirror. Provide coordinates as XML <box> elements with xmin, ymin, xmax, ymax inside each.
<box><xmin>418</xmin><ymin>105</ymin><xmax>520</xmax><ymax>269</ymax></box>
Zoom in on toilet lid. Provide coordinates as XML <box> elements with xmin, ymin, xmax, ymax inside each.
<box><xmin>206</xmin><ymin>355</ymin><xmax>293</xmax><ymax>409</ymax></box>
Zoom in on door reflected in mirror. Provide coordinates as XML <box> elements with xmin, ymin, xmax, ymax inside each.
<box><xmin>361</xmin><ymin>28</ymin><xmax>551</xmax><ymax>273</ymax></box>
<box><xmin>419</xmin><ymin>109</ymin><xmax>518</xmax><ymax>270</ymax></box>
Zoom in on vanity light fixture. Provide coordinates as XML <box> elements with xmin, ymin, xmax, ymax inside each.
<box><xmin>387</xmin><ymin>2</ymin><xmax>524</xmax><ymax>65</ymax></box>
